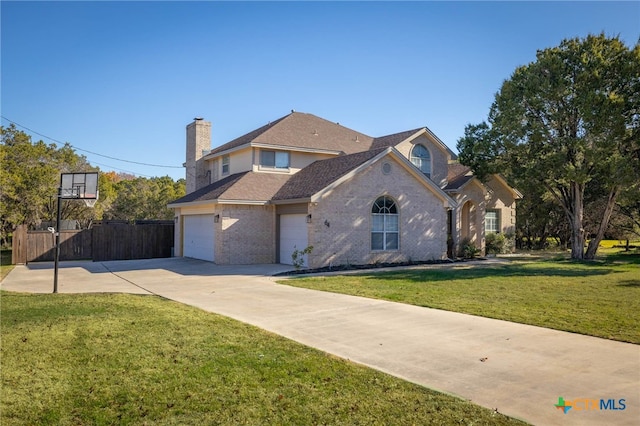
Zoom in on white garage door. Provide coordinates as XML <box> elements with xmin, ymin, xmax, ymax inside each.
<box><xmin>280</xmin><ymin>214</ymin><xmax>309</xmax><ymax>266</ymax></box>
<box><xmin>183</xmin><ymin>215</ymin><xmax>215</xmax><ymax>262</ymax></box>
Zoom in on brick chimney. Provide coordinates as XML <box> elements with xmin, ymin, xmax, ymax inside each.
<box><xmin>185</xmin><ymin>118</ymin><xmax>211</xmax><ymax>194</ymax></box>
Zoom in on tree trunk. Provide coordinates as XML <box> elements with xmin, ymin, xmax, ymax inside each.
<box><xmin>585</xmin><ymin>186</ymin><xmax>620</xmax><ymax>259</ymax></box>
<box><xmin>570</xmin><ymin>182</ymin><xmax>585</xmax><ymax>260</ymax></box>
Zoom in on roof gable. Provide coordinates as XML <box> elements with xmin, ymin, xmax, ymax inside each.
<box><xmin>488</xmin><ymin>174</ymin><xmax>523</xmax><ymax>199</ymax></box>
<box><xmin>273</xmin><ymin>147</ymin><xmax>456</xmax><ymax>207</ymax></box>
<box><xmin>171</xmin><ymin>146</ymin><xmax>458</xmax><ymax>207</ymax></box>
<box><xmin>272</xmin><ymin>149</ymin><xmax>386</xmax><ymax>201</ymax></box>
<box><xmin>372</xmin><ymin>127</ymin><xmax>458</xmax><ymax>161</ymax></box>
<box><xmin>371</xmin><ymin>128</ymin><xmax>424</xmax><ymax>150</ymax></box>
<box><xmin>207</xmin><ymin>112</ymin><xmax>374</xmax><ymax>158</ymax></box>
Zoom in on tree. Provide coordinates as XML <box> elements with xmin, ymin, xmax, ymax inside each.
<box><xmin>0</xmin><ymin>125</ymin><xmax>97</xmax><ymax>245</ymax></box>
<box><xmin>1</xmin><ymin>125</ymin><xmax>186</xmax><ymax>246</ymax></box>
<box><xmin>103</xmin><ymin>176</ymin><xmax>185</xmax><ymax>221</ymax></box>
<box><xmin>458</xmin><ymin>34</ymin><xmax>640</xmax><ymax>259</ymax></box>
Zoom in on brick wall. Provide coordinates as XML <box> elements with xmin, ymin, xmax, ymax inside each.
<box><xmin>186</xmin><ymin>120</ymin><xmax>211</xmax><ymax>193</ymax></box>
<box><xmin>394</xmin><ymin>134</ymin><xmax>450</xmax><ymax>188</ymax></box>
<box><xmin>217</xmin><ymin>205</ymin><xmax>275</xmax><ymax>264</ymax></box>
<box><xmin>452</xmin><ymin>179</ymin><xmax>487</xmax><ymax>254</ymax></box>
<box><xmin>485</xmin><ymin>177</ymin><xmax>518</xmax><ymax>234</ymax></box>
<box><xmin>308</xmin><ymin>154</ymin><xmax>448</xmax><ymax>268</ymax></box>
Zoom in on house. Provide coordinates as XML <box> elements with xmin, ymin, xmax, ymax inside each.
<box><xmin>168</xmin><ymin>112</ymin><xmax>520</xmax><ymax>268</ymax></box>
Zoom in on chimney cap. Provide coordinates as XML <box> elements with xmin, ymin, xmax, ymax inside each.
<box><xmin>194</xmin><ymin>117</ymin><xmax>204</xmax><ymax>121</ymax></box>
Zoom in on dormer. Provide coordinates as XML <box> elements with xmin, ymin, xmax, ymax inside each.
<box><xmin>372</xmin><ymin>127</ymin><xmax>457</xmax><ymax>188</ymax></box>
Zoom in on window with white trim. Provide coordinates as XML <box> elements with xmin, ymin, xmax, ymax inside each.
<box><xmin>485</xmin><ymin>209</ymin><xmax>500</xmax><ymax>233</ymax></box>
<box><xmin>222</xmin><ymin>155</ymin><xmax>230</xmax><ymax>175</ymax></box>
<box><xmin>410</xmin><ymin>144</ymin><xmax>431</xmax><ymax>178</ymax></box>
<box><xmin>371</xmin><ymin>196</ymin><xmax>399</xmax><ymax>250</ymax></box>
<box><xmin>260</xmin><ymin>150</ymin><xmax>290</xmax><ymax>169</ymax></box>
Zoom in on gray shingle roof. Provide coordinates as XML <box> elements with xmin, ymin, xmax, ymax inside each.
<box><xmin>170</xmin><ymin>171</ymin><xmax>291</xmax><ymax>204</ymax></box>
<box><xmin>447</xmin><ymin>163</ymin><xmax>471</xmax><ymax>181</ymax></box>
<box><xmin>371</xmin><ymin>128</ymin><xmax>423</xmax><ymax>150</ymax></box>
<box><xmin>208</xmin><ymin>115</ymin><xmax>289</xmax><ymax>156</ymax></box>
<box><xmin>444</xmin><ymin>163</ymin><xmax>474</xmax><ymax>191</ymax></box>
<box><xmin>208</xmin><ymin>112</ymin><xmax>374</xmax><ymax>156</ymax></box>
<box><xmin>272</xmin><ymin>148</ymin><xmax>387</xmax><ymax>201</ymax></box>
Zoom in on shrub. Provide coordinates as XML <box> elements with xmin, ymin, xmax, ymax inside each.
<box><xmin>459</xmin><ymin>238</ymin><xmax>481</xmax><ymax>259</ymax></box>
<box><xmin>503</xmin><ymin>232</ymin><xmax>516</xmax><ymax>253</ymax></box>
<box><xmin>486</xmin><ymin>233</ymin><xmax>505</xmax><ymax>254</ymax></box>
<box><xmin>291</xmin><ymin>245</ymin><xmax>313</xmax><ymax>270</ymax></box>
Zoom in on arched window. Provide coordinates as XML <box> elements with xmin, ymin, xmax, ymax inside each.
<box><xmin>410</xmin><ymin>144</ymin><xmax>431</xmax><ymax>178</ymax></box>
<box><xmin>371</xmin><ymin>196</ymin><xmax>399</xmax><ymax>250</ymax></box>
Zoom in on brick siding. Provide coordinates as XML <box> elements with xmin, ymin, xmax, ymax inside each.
<box><xmin>217</xmin><ymin>205</ymin><xmax>276</xmax><ymax>264</ymax></box>
<box><xmin>307</xmin><ymin>154</ymin><xmax>448</xmax><ymax>268</ymax></box>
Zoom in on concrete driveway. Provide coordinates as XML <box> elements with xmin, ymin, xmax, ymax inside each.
<box><xmin>2</xmin><ymin>257</ymin><xmax>639</xmax><ymax>426</ymax></box>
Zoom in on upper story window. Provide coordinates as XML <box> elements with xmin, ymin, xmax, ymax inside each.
<box><xmin>410</xmin><ymin>144</ymin><xmax>431</xmax><ymax>178</ymax></box>
<box><xmin>221</xmin><ymin>155</ymin><xmax>230</xmax><ymax>175</ymax></box>
<box><xmin>485</xmin><ymin>209</ymin><xmax>500</xmax><ymax>233</ymax></box>
<box><xmin>371</xmin><ymin>196</ymin><xmax>399</xmax><ymax>251</ymax></box>
<box><xmin>260</xmin><ymin>150</ymin><xmax>290</xmax><ymax>169</ymax></box>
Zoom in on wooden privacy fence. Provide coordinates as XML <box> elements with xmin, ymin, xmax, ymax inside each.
<box><xmin>12</xmin><ymin>221</ymin><xmax>174</xmax><ymax>264</ymax></box>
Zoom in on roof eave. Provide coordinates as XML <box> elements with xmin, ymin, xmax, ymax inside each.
<box><xmin>204</xmin><ymin>142</ymin><xmax>344</xmax><ymax>162</ymax></box>
<box><xmin>310</xmin><ymin>147</ymin><xmax>457</xmax><ymax>208</ymax></box>
<box><xmin>404</xmin><ymin>127</ymin><xmax>456</xmax><ymax>158</ymax></box>
<box><xmin>386</xmin><ymin>149</ymin><xmax>458</xmax><ymax>208</ymax></box>
<box><xmin>204</xmin><ymin>143</ymin><xmax>251</xmax><ymax>160</ymax></box>
<box><xmin>423</xmin><ymin>126</ymin><xmax>458</xmax><ymax>159</ymax></box>
<box><xmin>251</xmin><ymin>142</ymin><xmax>343</xmax><ymax>156</ymax></box>
<box><xmin>270</xmin><ymin>197</ymin><xmax>312</xmax><ymax>205</ymax></box>
<box><xmin>168</xmin><ymin>199</ymin><xmax>219</xmax><ymax>209</ymax></box>
<box><xmin>217</xmin><ymin>199</ymin><xmax>271</xmax><ymax>205</ymax></box>
<box><xmin>491</xmin><ymin>174</ymin><xmax>523</xmax><ymax>199</ymax></box>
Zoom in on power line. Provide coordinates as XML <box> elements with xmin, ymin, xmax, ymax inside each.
<box><xmin>89</xmin><ymin>160</ymin><xmax>156</xmax><ymax>178</ymax></box>
<box><xmin>1</xmin><ymin>115</ymin><xmax>184</xmax><ymax>169</ymax></box>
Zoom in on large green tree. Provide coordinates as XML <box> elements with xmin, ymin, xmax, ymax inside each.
<box><xmin>458</xmin><ymin>34</ymin><xmax>640</xmax><ymax>259</ymax></box>
<box><xmin>102</xmin><ymin>175</ymin><xmax>185</xmax><ymax>221</ymax></box>
<box><xmin>0</xmin><ymin>125</ymin><xmax>96</xmax><ymax>245</ymax></box>
<box><xmin>1</xmin><ymin>125</ymin><xmax>186</xmax><ymax>247</ymax></box>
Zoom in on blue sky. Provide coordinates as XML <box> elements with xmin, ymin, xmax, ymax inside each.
<box><xmin>2</xmin><ymin>1</ymin><xmax>638</xmax><ymax>181</ymax></box>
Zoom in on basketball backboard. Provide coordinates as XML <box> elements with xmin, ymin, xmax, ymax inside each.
<box><xmin>60</xmin><ymin>172</ymin><xmax>99</xmax><ymax>199</ymax></box>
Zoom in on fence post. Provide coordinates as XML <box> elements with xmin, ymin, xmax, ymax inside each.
<box><xmin>11</xmin><ymin>225</ymin><xmax>28</xmax><ymax>265</ymax></box>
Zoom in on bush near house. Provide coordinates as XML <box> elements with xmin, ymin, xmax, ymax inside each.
<box><xmin>458</xmin><ymin>238</ymin><xmax>481</xmax><ymax>259</ymax></box>
<box><xmin>486</xmin><ymin>233</ymin><xmax>516</xmax><ymax>254</ymax></box>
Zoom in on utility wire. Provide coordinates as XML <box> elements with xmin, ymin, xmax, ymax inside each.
<box><xmin>89</xmin><ymin>160</ymin><xmax>156</xmax><ymax>178</ymax></box>
<box><xmin>1</xmin><ymin>115</ymin><xmax>184</xmax><ymax>169</ymax></box>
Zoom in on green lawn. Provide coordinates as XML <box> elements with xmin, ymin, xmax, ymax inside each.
<box><xmin>1</xmin><ymin>250</ymin><xmax>14</xmax><ymax>281</ymax></box>
<box><xmin>281</xmin><ymin>251</ymin><xmax>640</xmax><ymax>344</ymax></box>
<box><xmin>1</xmin><ymin>292</ymin><xmax>525</xmax><ymax>425</ymax></box>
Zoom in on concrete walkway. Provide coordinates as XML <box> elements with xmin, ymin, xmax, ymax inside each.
<box><xmin>2</xmin><ymin>258</ymin><xmax>638</xmax><ymax>425</ymax></box>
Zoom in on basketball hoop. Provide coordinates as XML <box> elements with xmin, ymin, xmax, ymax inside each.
<box><xmin>54</xmin><ymin>172</ymin><xmax>99</xmax><ymax>293</ymax></box>
<box><xmin>83</xmin><ymin>189</ymin><xmax>99</xmax><ymax>208</ymax></box>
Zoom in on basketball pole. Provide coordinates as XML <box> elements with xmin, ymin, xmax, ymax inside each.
<box><xmin>53</xmin><ymin>186</ymin><xmax>62</xmax><ymax>293</ymax></box>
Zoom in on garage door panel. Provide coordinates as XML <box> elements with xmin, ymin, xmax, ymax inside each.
<box><xmin>280</xmin><ymin>214</ymin><xmax>308</xmax><ymax>266</ymax></box>
<box><xmin>184</xmin><ymin>215</ymin><xmax>215</xmax><ymax>262</ymax></box>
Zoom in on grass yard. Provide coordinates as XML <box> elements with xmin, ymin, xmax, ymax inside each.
<box><xmin>1</xmin><ymin>250</ymin><xmax>14</xmax><ymax>281</ymax></box>
<box><xmin>282</xmin><ymin>250</ymin><xmax>640</xmax><ymax>344</ymax></box>
<box><xmin>1</xmin><ymin>292</ymin><xmax>525</xmax><ymax>425</ymax></box>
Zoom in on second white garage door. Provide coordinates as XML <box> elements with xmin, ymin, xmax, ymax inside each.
<box><xmin>279</xmin><ymin>214</ymin><xmax>308</xmax><ymax>266</ymax></box>
<box><xmin>183</xmin><ymin>215</ymin><xmax>215</xmax><ymax>262</ymax></box>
